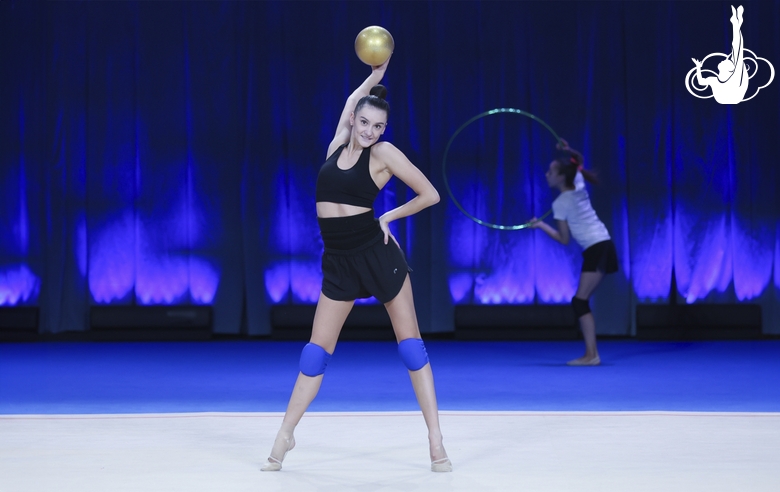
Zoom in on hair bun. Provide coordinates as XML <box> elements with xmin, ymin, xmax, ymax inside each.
<box><xmin>370</xmin><ymin>84</ymin><xmax>388</xmax><ymax>100</ymax></box>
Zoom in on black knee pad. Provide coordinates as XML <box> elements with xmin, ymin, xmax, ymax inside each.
<box><xmin>571</xmin><ymin>297</ymin><xmax>591</xmax><ymax>318</ymax></box>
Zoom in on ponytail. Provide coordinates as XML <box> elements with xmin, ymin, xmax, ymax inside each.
<box><xmin>554</xmin><ymin>150</ymin><xmax>599</xmax><ymax>187</ymax></box>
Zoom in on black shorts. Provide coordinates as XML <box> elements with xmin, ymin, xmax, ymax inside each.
<box><xmin>582</xmin><ymin>239</ymin><xmax>618</xmax><ymax>274</ymax></box>
<box><xmin>318</xmin><ymin>211</ymin><xmax>411</xmax><ymax>303</ymax></box>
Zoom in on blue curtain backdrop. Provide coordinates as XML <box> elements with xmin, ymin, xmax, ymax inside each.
<box><xmin>1</xmin><ymin>1</ymin><xmax>778</xmax><ymax>335</ymax></box>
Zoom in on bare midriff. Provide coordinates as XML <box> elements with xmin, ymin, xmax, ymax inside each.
<box><xmin>316</xmin><ymin>202</ymin><xmax>372</xmax><ymax>219</ymax></box>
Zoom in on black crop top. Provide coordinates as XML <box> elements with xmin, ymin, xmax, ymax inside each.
<box><xmin>315</xmin><ymin>144</ymin><xmax>380</xmax><ymax>208</ymax></box>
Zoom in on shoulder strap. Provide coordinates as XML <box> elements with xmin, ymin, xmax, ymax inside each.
<box><xmin>358</xmin><ymin>144</ymin><xmax>376</xmax><ymax>165</ymax></box>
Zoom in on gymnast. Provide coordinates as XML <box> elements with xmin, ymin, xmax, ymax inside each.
<box><xmin>260</xmin><ymin>55</ymin><xmax>452</xmax><ymax>472</ymax></box>
<box><xmin>530</xmin><ymin>140</ymin><xmax>618</xmax><ymax>366</ymax></box>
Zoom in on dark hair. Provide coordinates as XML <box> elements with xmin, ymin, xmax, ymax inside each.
<box><xmin>553</xmin><ymin>149</ymin><xmax>599</xmax><ymax>187</ymax></box>
<box><xmin>354</xmin><ymin>84</ymin><xmax>390</xmax><ymax>116</ymax></box>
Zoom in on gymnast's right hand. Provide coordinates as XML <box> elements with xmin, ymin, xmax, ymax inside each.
<box><xmin>373</xmin><ymin>54</ymin><xmax>391</xmax><ymax>74</ymax></box>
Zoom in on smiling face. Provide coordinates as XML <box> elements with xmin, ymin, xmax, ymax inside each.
<box><xmin>350</xmin><ymin>105</ymin><xmax>387</xmax><ymax>147</ymax></box>
<box><xmin>545</xmin><ymin>160</ymin><xmax>565</xmax><ymax>189</ymax></box>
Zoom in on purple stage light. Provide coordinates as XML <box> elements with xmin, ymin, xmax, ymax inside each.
<box><xmin>532</xmin><ymin>238</ymin><xmax>578</xmax><ymax>304</ymax></box>
<box><xmin>631</xmin><ymin>216</ymin><xmax>673</xmax><ymax>301</ymax></box>
<box><xmin>88</xmin><ymin>200</ymin><xmax>220</xmax><ymax>305</ymax></box>
<box><xmin>0</xmin><ymin>264</ymin><xmax>40</xmax><ymax>306</ymax></box>
<box><xmin>472</xmin><ymin>240</ymin><xmax>536</xmax><ymax>304</ymax></box>
<box><xmin>89</xmin><ymin>212</ymin><xmax>135</xmax><ymax>303</ymax></box>
<box><xmin>289</xmin><ymin>260</ymin><xmax>323</xmax><ymax>303</ymax></box>
<box><xmin>17</xmin><ymin>165</ymin><xmax>28</xmax><ymax>255</ymax></box>
<box><xmin>731</xmin><ymin>218</ymin><xmax>773</xmax><ymax>301</ymax></box>
<box><xmin>354</xmin><ymin>297</ymin><xmax>379</xmax><ymax>305</ymax></box>
<box><xmin>675</xmin><ymin>213</ymin><xmax>733</xmax><ymax>303</ymax></box>
<box><xmin>136</xmin><ymin>255</ymin><xmax>190</xmax><ymax>304</ymax></box>
<box><xmin>133</xmin><ymin>256</ymin><xmax>218</xmax><ymax>305</ymax></box>
<box><xmin>474</xmin><ymin>271</ymin><xmax>533</xmax><ymax>304</ymax></box>
<box><xmin>264</xmin><ymin>262</ymin><xmax>290</xmax><ymax>303</ymax></box>
<box><xmin>448</xmin><ymin>272</ymin><xmax>473</xmax><ymax>303</ymax></box>
<box><xmin>189</xmin><ymin>258</ymin><xmax>220</xmax><ymax>304</ymax></box>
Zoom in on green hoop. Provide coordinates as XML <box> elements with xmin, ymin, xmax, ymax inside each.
<box><xmin>442</xmin><ymin>108</ymin><xmax>560</xmax><ymax>230</ymax></box>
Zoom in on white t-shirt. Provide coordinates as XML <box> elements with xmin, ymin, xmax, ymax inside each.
<box><xmin>551</xmin><ymin>172</ymin><xmax>611</xmax><ymax>250</ymax></box>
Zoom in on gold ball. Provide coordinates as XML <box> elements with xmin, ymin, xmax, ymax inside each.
<box><xmin>354</xmin><ymin>26</ymin><xmax>394</xmax><ymax>66</ymax></box>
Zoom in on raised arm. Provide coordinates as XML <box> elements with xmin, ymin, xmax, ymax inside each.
<box><xmin>328</xmin><ymin>57</ymin><xmax>391</xmax><ymax>156</ymax></box>
<box><xmin>691</xmin><ymin>58</ymin><xmax>710</xmax><ymax>87</ymax></box>
<box><xmin>372</xmin><ymin>142</ymin><xmax>440</xmax><ymax>244</ymax></box>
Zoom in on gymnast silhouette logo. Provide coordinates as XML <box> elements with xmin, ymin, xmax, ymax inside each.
<box><xmin>685</xmin><ymin>5</ymin><xmax>774</xmax><ymax>104</ymax></box>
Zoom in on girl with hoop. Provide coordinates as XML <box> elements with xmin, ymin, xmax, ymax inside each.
<box><xmin>530</xmin><ymin>140</ymin><xmax>618</xmax><ymax>366</ymax></box>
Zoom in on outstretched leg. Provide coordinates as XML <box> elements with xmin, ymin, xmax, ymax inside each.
<box><xmin>384</xmin><ymin>275</ymin><xmax>451</xmax><ymax>472</ymax></box>
<box><xmin>261</xmin><ymin>292</ymin><xmax>354</xmax><ymax>471</ymax></box>
<box><xmin>568</xmin><ymin>271</ymin><xmax>605</xmax><ymax>366</ymax></box>
<box><xmin>730</xmin><ymin>5</ymin><xmax>744</xmax><ymax>68</ymax></box>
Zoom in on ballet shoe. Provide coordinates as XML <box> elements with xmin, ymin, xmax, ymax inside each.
<box><xmin>567</xmin><ymin>355</ymin><xmax>601</xmax><ymax>366</ymax></box>
<box><xmin>260</xmin><ymin>457</ymin><xmax>283</xmax><ymax>472</ymax></box>
<box><xmin>260</xmin><ymin>435</ymin><xmax>295</xmax><ymax>472</ymax></box>
<box><xmin>429</xmin><ymin>442</ymin><xmax>452</xmax><ymax>472</ymax></box>
<box><xmin>431</xmin><ymin>457</ymin><xmax>453</xmax><ymax>472</ymax></box>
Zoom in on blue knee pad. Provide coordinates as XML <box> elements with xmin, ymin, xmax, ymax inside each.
<box><xmin>299</xmin><ymin>343</ymin><xmax>332</xmax><ymax>377</ymax></box>
<box><xmin>398</xmin><ymin>338</ymin><xmax>429</xmax><ymax>371</ymax></box>
<box><xmin>572</xmin><ymin>297</ymin><xmax>591</xmax><ymax>318</ymax></box>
